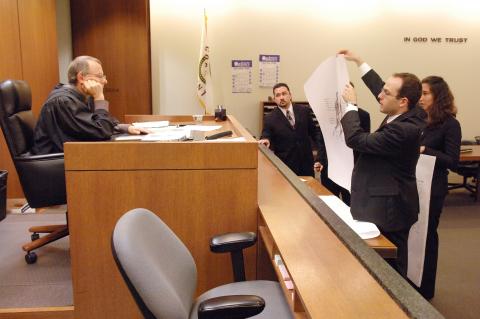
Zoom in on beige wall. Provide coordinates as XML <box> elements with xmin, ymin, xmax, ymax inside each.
<box><xmin>150</xmin><ymin>1</ymin><xmax>479</xmax><ymax>139</ymax></box>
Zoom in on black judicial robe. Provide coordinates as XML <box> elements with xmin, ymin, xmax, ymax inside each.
<box><xmin>31</xmin><ymin>84</ymin><xmax>120</xmax><ymax>154</ymax></box>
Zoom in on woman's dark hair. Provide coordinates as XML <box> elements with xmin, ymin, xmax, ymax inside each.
<box><xmin>422</xmin><ymin>76</ymin><xmax>457</xmax><ymax>127</ymax></box>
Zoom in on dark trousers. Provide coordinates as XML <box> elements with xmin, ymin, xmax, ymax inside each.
<box><xmin>417</xmin><ymin>194</ymin><xmax>446</xmax><ymax>299</ymax></box>
<box><xmin>381</xmin><ymin>228</ymin><xmax>410</xmax><ymax>278</ymax></box>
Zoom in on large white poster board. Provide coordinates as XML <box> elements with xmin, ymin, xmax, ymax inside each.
<box><xmin>304</xmin><ymin>55</ymin><xmax>353</xmax><ymax>191</ymax></box>
<box><xmin>408</xmin><ymin>154</ymin><xmax>436</xmax><ymax>286</ymax></box>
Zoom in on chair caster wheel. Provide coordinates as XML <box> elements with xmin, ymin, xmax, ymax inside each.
<box><xmin>25</xmin><ymin>252</ymin><xmax>37</xmax><ymax>264</ymax></box>
<box><xmin>31</xmin><ymin>233</ymin><xmax>40</xmax><ymax>241</ymax></box>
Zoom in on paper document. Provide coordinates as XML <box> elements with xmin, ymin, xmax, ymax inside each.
<box><xmin>183</xmin><ymin>125</ymin><xmax>222</xmax><ymax>132</ymax></box>
<box><xmin>320</xmin><ymin>195</ymin><xmax>380</xmax><ymax>239</ymax></box>
<box><xmin>304</xmin><ymin>55</ymin><xmax>353</xmax><ymax>191</ymax></box>
<box><xmin>132</xmin><ymin>121</ymin><xmax>169</xmax><ymax>128</ymax></box>
<box><xmin>112</xmin><ymin>135</ymin><xmax>144</xmax><ymax>141</ymax></box>
<box><xmin>141</xmin><ymin>130</ymin><xmax>187</xmax><ymax>141</ymax></box>
<box><xmin>407</xmin><ymin>154</ymin><xmax>436</xmax><ymax>286</ymax></box>
<box><xmin>112</xmin><ymin>125</ymin><xmax>223</xmax><ymax>142</ymax></box>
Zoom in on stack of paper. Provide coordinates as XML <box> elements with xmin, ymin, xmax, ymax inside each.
<box><xmin>319</xmin><ymin>195</ymin><xmax>380</xmax><ymax>239</ymax></box>
<box><xmin>132</xmin><ymin>121</ymin><xmax>169</xmax><ymax>128</ymax></box>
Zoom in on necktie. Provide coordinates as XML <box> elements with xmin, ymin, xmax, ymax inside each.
<box><xmin>286</xmin><ymin>110</ymin><xmax>295</xmax><ymax>127</ymax></box>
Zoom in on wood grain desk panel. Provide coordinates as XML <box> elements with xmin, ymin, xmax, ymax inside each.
<box><xmin>65</xmin><ymin>141</ymin><xmax>257</xmax><ymax>171</ymax></box>
<box><xmin>460</xmin><ymin>145</ymin><xmax>480</xmax><ymax>161</ymax></box>
<box><xmin>0</xmin><ymin>307</ymin><xmax>74</xmax><ymax>319</ymax></box>
<box><xmin>299</xmin><ymin>176</ymin><xmax>397</xmax><ymax>259</ymax></box>
<box><xmin>258</xmin><ymin>152</ymin><xmax>408</xmax><ymax>318</ymax></box>
<box><xmin>65</xmin><ymin>116</ymin><xmax>258</xmax><ymax>319</ymax></box>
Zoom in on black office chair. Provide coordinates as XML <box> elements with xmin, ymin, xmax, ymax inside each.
<box><xmin>112</xmin><ymin>208</ymin><xmax>293</xmax><ymax>319</ymax></box>
<box><xmin>449</xmin><ymin>139</ymin><xmax>480</xmax><ymax>201</ymax></box>
<box><xmin>0</xmin><ymin>79</ymin><xmax>68</xmax><ymax>264</ymax></box>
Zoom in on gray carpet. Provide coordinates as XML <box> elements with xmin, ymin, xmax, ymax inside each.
<box><xmin>0</xmin><ymin>212</ymin><xmax>72</xmax><ymax>308</ymax></box>
<box><xmin>431</xmin><ymin>190</ymin><xmax>480</xmax><ymax>319</ymax></box>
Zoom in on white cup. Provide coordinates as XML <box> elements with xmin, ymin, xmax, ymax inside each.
<box><xmin>192</xmin><ymin>114</ymin><xmax>203</xmax><ymax>122</ymax></box>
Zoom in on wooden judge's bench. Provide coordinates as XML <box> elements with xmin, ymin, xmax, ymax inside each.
<box><xmin>60</xmin><ymin>115</ymin><xmax>442</xmax><ymax>319</ymax></box>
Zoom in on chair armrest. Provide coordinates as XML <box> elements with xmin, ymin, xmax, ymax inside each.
<box><xmin>198</xmin><ymin>295</ymin><xmax>265</xmax><ymax>319</ymax></box>
<box><xmin>210</xmin><ymin>232</ymin><xmax>256</xmax><ymax>253</ymax></box>
<box><xmin>16</xmin><ymin>152</ymin><xmax>64</xmax><ymax>161</ymax></box>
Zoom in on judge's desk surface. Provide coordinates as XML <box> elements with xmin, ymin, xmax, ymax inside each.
<box><xmin>42</xmin><ymin>115</ymin><xmax>441</xmax><ymax>319</ymax></box>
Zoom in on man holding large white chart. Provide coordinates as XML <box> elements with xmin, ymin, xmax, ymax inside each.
<box><xmin>340</xmin><ymin>72</ymin><xmax>425</xmax><ymax>277</ymax></box>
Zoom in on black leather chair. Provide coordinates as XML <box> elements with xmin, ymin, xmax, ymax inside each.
<box><xmin>0</xmin><ymin>79</ymin><xmax>68</xmax><ymax>264</ymax></box>
<box><xmin>449</xmin><ymin>139</ymin><xmax>480</xmax><ymax>201</ymax></box>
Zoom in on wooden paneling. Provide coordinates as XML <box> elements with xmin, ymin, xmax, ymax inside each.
<box><xmin>0</xmin><ymin>0</ymin><xmax>23</xmax><ymax>81</ymax></box>
<box><xmin>0</xmin><ymin>0</ymin><xmax>23</xmax><ymax>198</ymax></box>
<box><xmin>70</xmin><ymin>0</ymin><xmax>151</xmax><ymax>121</ymax></box>
<box><xmin>17</xmin><ymin>0</ymin><xmax>59</xmax><ymax>117</ymax></box>
<box><xmin>0</xmin><ymin>0</ymin><xmax>59</xmax><ymax>198</ymax></box>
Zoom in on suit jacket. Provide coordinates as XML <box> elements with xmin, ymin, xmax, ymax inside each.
<box><xmin>341</xmin><ymin>106</ymin><xmax>424</xmax><ymax>232</ymax></box>
<box><xmin>362</xmin><ymin>69</ymin><xmax>459</xmax><ymax>197</ymax></box>
<box><xmin>422</xmin><ymin>116</ymin><xmax>461</xmax><ymax>196</ymax></box>
<box><xmin>261</xmin><ymin>104</ymin><xmax>326</xmax><ymax>176</ymax></box>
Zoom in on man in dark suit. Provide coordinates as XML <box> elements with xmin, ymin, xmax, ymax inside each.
<box><xmin>259</xmin><ymin>83</ymin><xmax>327</xmax><ymax>177</ymax></box>
<box><xmin>340</xmin><ymin>73</ymin><xmax>425</xmax><ymax>277</ymax></box>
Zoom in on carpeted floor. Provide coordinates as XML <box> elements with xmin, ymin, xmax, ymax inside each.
<box><xmin>431</xmin><ymin>190</ymin><xmax>480</xmax><ymax>319</ymax></box>
<box><xmin>0</xmin><ymin>211</ymin><xmax>72</xmax><ymax>308</ymax></box>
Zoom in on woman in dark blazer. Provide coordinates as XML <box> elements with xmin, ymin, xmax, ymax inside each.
<box><xmin>418</xmin><ymin>76</ymin><xmax>461</xmax><ymax>299</ymax></box>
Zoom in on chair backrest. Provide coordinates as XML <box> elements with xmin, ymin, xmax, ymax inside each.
<box><xmin>0</xmin><ymin>80</ymin><xmax>36</xmax><ymax>158</ymax></box>
<box><xmin>112</xmin><ymin>208</ymin><xmax>197</xmax><ymax>319</ymax></box>
<box><xmin>0</xmin><ymin>80</ymin><xmax>66</xmax><ymax>207</ymax></box>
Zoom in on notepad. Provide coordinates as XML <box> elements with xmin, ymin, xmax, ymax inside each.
<box><xmin>112</xmin><ymin>135</ymin><xmax>144</xmax><ymax>141</ymax></box>
<box><xmin>132</xmin><ymin>121</ymin><xmax>169</xmax><ymax>128</ymax></box>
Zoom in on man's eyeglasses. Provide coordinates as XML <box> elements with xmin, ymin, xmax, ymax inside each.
<box><xmin>380</xmin><ymin>88</ymin><xmax>397</xmax><ymax>98</ymax></box>
<box><xmin>84</xmin><ymin>73</ymin><xmax>107</xmax><ymax>80</ymax></box>
<box><xmin>380</xmin><ymin>88</ymin><xmax>408</xmax><ymax>104</ymax></box>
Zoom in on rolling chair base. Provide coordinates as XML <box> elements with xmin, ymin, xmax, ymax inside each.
<box><xmin>22</xmin><ymin>225</ymin><xmax>69</xmax><ymax>264</ymax></box>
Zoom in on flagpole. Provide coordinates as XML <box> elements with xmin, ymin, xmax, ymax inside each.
<box><xmin>197</xmin><ymin>8</ymin><xmax>213</xmax><ymax>115</ymax></box>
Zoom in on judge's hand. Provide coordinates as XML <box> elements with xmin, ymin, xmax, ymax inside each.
<box><xmin>258</xmin><ymin>139</ymin><xmax>270</xmax><ymax>148</ymax></box>
<box><xmin>337</xmin><ymin>49</ymin><xmax>364</xmax><ymax>66</ymax></box>
<box><xmin>127</xmin><ymin>126</ymin><xmax>150</xmax><ymax>135</ymax></box>
<box><xmin>314</xmin><ymin>161</ymin><xmax>323</xmax><ymax>172</ymax></box>
<box><xmin>82</xmin><ymin>79</ymin><xmax>105</xmax><ymax>100</ymax></box>
<box><xmin>342</xmin><ymin>83</ymin><xmax>357</xmax><ymax>105</ymax></box>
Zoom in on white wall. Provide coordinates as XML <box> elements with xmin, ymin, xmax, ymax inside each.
<box><xmin>150</xmin><ymin>0</ymin><xmax>480</xmax><ymax>139</ymax></box>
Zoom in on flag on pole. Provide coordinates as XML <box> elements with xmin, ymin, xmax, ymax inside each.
<box><xmin>197</xmin><ymin>9</ymin><xmax>214</xmax><ymax>114</ymax></box>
